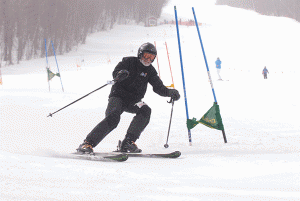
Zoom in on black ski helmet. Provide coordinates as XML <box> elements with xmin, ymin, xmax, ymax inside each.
<box><xmin>137</xmin><ymin>42</ymin><xmax>157</xmax><ymax>60</ymax></box>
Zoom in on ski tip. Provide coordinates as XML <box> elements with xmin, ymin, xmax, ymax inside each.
<box><xmin>104</xmin><ymin>154</ymin><xmax>128</xmax><ymax>162</ymax></box>
<box><xmin>169</xmin><ymin>151</ymin><xmax>181</xmax><ymax>158</ymax></box>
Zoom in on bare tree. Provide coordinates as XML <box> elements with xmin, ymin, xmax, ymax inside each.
<box><xmin>0</xmin><ymin>0</ymin><xmax>168</xmax><ymax>65</ymax></box>
<box><xmin>3</xmin><ymin>0</ymin><xmax>17</xmax><ymax>65</ymax></box>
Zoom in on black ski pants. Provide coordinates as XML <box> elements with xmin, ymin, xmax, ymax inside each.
<box><xmin>85</xmin><ymin>97</ymin><xmax>151</xmax><ymax>147</ymax></box>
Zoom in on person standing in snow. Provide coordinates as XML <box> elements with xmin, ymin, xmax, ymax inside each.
<box><xmin>215</xmin><ymin>57</ymin><xmax>222</xmax><ymax>80</ymax></box>
<box><xmin>77</xmin><ymin>42</ymin><xmax>180</xmax><ymax>154</ymax></box>
<box><xmin>262</xmin><ymin>66</ymin><xmax>269</xmax><ymax>79</ymax></box>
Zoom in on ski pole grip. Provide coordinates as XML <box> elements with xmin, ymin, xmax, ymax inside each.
<box><xmin>107</xmin><ymin>80</ymin><xmax>115</xmax><ymax>85</ymax></box>
<box><xmin>167</xmin><ymin>97</ymin><xmax>174</xmax><ymax>103</ymax></box>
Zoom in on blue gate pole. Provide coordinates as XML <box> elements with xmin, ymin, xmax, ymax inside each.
<box><xmin>174</xmin><ymin>6</ymin><xmax>192</xmax><ymax>146</ymax></box>
<box><xmin>45</xmin><ymin>39</ymin><xmax>50</xmax><ymax>91</ymax></box>
<box><xmin>51</xmin><ymin>41</ymin><xmax>64</xmax><ymax>92</ymax></box>
<box><xmin>192</xmin><ymin>7</ymin><xmax>227</xmax><ymax>143</ymax></box>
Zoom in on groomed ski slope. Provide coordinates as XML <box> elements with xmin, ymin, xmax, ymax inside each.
<box><xmin>1</xmin><ymin>1</ymin><xmax>300</xmax><ymax>200</ymax></box>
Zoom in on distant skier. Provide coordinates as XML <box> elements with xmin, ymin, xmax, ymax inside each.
<box><xmin>215</xmin><ymin>57</ymin><xmax>222</xmax><ymax>80</ymax></box>
<box><xmin>262</xmin><ymin>66</ymin><xmax>269</xmax><ymax>79</ymax></box>
<box><xmin>77</xmin><ymin>42</ymin><xmax>180</xmax><ymax>154</ymax></box>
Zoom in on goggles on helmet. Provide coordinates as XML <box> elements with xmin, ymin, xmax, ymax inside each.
<box><xmin>142</xmin><ymin>52</ymin><xmax>156</xmax><ymax>61</ymax></box>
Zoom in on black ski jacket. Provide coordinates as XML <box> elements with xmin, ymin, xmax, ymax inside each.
<box><xmin>109</xmin><ymin>57</ymin><xmax>170</xmax><ymax>104</ymax></box>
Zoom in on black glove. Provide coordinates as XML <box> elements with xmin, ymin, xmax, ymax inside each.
<box><xmin>168</xmin><ymin>89</ymin><xmax>180</xmax><ymax>101</ymax></box>
<box><xmin>115</xmin><ymin>70</ymin><xmax>129</xmax><ymax>82</ymax></box>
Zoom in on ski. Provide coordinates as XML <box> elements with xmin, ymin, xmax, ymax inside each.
<box><xmin>114</xmin><ymin>151</ymin><xmax>181</xmax><ymax>159</ymax></box>
<box><xmin>114</xmin><ymin>140</ymin><xmax>181</xmax><ymax>158</ymax></box>
<box><xmin>70</xmin><ymin>152</ymin><xmax>128</xmax><ymax>162</ymax></box>
<box><xmin>127</xmin><ymin>151</ymin><xmax>181</xmax><ymax>158</ymax></box>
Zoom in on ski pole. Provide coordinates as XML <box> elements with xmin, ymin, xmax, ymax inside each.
<box><xmin>164</xmin><ymin>98</ymin><xmax>174</xmax><ymax>148</ymax></box>
<box><xmin>47</xmin><ymin>81</ymin><xmax>113</xmax><ymax>117</ymax></box>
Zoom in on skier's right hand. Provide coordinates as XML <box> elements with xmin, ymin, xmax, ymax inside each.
<box><xmin>168</xmin><ymin>89</ymin><xmax>180</xmax><ymax>101</ymax></box>
<box><xmin>115</xmin><ymin>70</ymin><xmax>129</xmax><ymax>82</ymax></box>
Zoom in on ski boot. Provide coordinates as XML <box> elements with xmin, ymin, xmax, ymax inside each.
<box><xmin>77</xmin><ymin>140</ymin><xmax>94</xmax><ymax>154</ymax></box>
<box><xmin>119</xmin><ymin>138</ymin><xmax>142</xmax><ymax>153</ymax></box>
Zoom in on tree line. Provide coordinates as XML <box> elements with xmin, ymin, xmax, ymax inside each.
<box><xmin>0</xmin><ymin>0</ymin><xmax>168</xmax><ymax>65</ymax></box>
<box><xmin>216</xmin><ymin>0</ymin><xmax>300</xmax><ymax>23</ymax></box>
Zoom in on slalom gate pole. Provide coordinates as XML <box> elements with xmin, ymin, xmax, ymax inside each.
<box><xmin>51</xmin><ymin>41</ymin><xmax>64</xmax><ymax>92</ymax></box>
<box><xmin>192</xmin><ymin>7</ymin><xmax>227</xmax><ymax>143</ymax></box>
<box><xmin>174</xmin><ymin>6</ymin><xmax>192</xmax><ymax>146</ymax></box>
<box><xmin>154</xmin><ymin>41</ymin><xmax>161</xmax><ymax>78</ymax></box>
<box><xmin>0</xmin><ymin>65</ymin><xmax>3</xmax><ymax>86</ymax></box>
<box><xmin>47</xmin><ymin>81</ymin><xmax>112</xmax><ymax>117</ymax></box>
<box><xmin>165</xmin><ymin>41</ymin><xmax>175</xmax><ymax>88</ymax></box>
<box><xmin>45</xmin><ymin>39</ymin><xmax>50</xmax><ymax>91</ymax></box>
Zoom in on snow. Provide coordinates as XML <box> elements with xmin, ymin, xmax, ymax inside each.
<box><xmin>1</xmin><ymin>1</ymin><xmax>300</xmax><ymax>200</ymax></box>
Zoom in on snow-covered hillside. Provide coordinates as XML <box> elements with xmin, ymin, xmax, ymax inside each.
<box><xmin>1</xmin><ymin>1</ymin><xmax>300</xmax><ymax>200</ymax></box>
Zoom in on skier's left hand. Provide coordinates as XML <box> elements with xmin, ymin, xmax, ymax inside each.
<box><xmin>115</xmin><ymin>70</ymin><xmax>129</xmax><ymax>82</ymax></box>
<box><xmin>168</xmin><ymin>89</ymin><xmax>180</xmax><ymax>101</ymax></box>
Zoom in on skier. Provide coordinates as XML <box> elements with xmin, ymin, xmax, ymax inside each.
<box><xmin>262</xmin><ymin>66</ymin><xmax>269</xmax><ymax>79</ymax></box>
<box><xmin>215</xmin><ymin>57</ymin><xmax>222</xmax><ymax>80</ymax></box>
<box><xmin>77</xmin><ymin>42</ymin><xmax>180</xmax><ymax>154</ymax></box>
